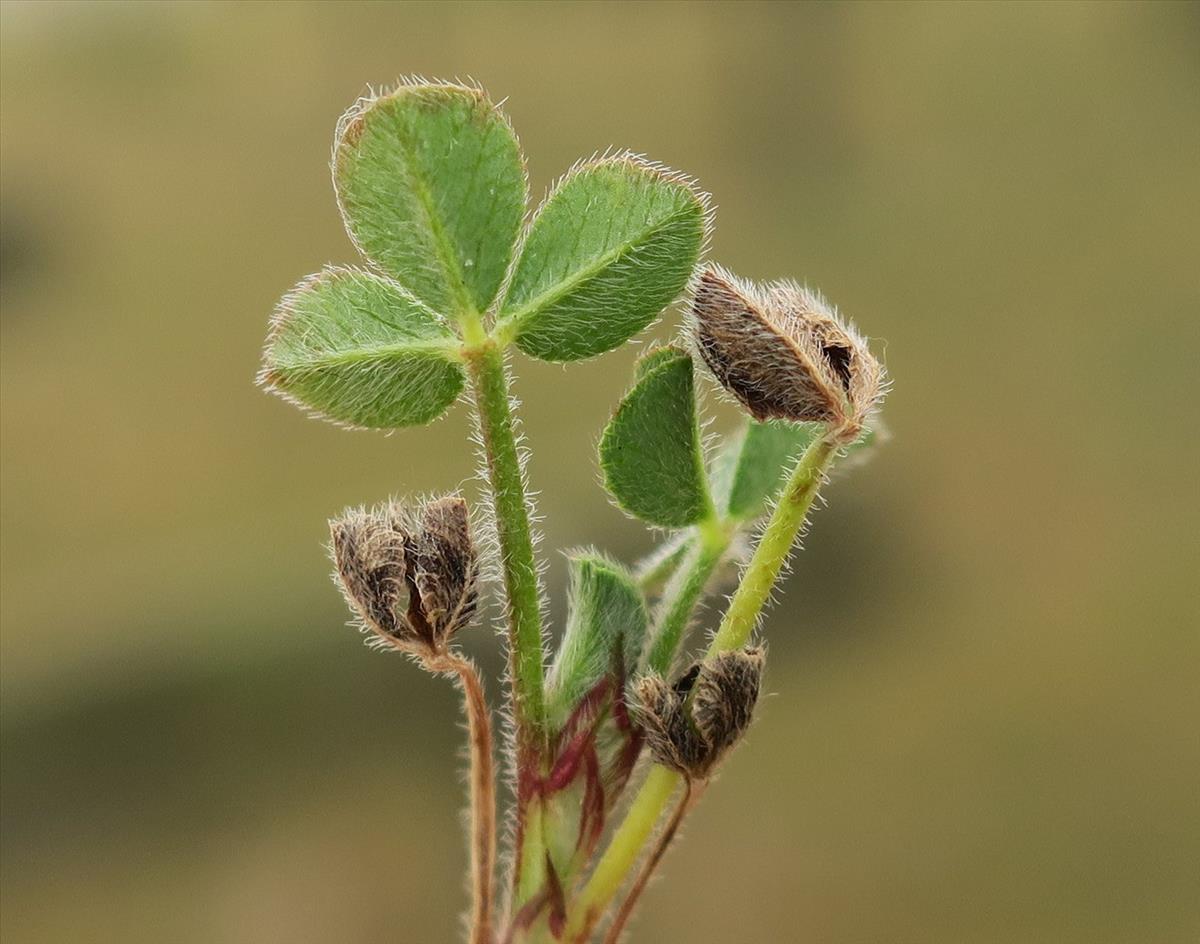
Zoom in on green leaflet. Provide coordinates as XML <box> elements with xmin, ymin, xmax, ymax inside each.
<box><xmin>546</xmin><ymin>555</ymin><xmax>648</xmax><ymax>729</ymax></box>
<box><xmin>714</xmin><ymin>419</ymin><xmax>883</xmax><ymax>519</ymax></box>
<box><xmin>632</xmin><ymin>345</ymin><xmax>684</xmax><ymax>381</ymax></box>
<box><xmin>600</xmin><ymin>347</ymin><xmax>712</xmax><ymax>528</ymax></box>
<box><xmin>259</xmin><ymin>267</ymin><xmax>465</xmax><ymax>429</ymax></box>
<box><xmin>333</xmin><ymin>82</ymin><xmax>526</xmax><ymax>316</ymax></box>
<box><xmin>716</xmin><ymin>420</ymin><xmax>820</xmax><ymax>520</ymax></box>
<box><xmin>498</xmin><ymin>156</ymin><xmax>708</xmax><ymax>362</ymax></box>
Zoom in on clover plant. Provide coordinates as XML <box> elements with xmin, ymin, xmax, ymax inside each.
<box><xmin>258</xmin><ymin>78</ymin><xmax>888</xmax><ymax>944</ymax></box>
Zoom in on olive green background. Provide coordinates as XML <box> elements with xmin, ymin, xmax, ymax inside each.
<box><xmin>2</xmin><ymin>2</ymin><xmax>1197</xmax><ymax>942</ymax></box>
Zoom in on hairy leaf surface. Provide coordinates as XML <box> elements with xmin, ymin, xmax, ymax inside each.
<box><xmin>260</xmin><ymin>267</ymin><xmax>464</xmax><ymax>428</ymax></box>
<box><xmin>546</xmin><ymin>555</ymin><xmax>648</xmax><ymax>728</ymax></box>
<box><xmin>499</xmin><ymin>155</ymin><xmax>708</xmax><ymax>361</ymax></box>
<box><xmin>334</xmin><ymin>81</ymin><xmax>526</xmax><ymax>316</ymax></box>
<box><xmin>718</xmin><ymin>420</ymin><xmax>819</xmax><ymax>519</ymax></box>
<box><xmin>600</xmin><ymin>347</ymin><xmax>711</xmax><ymax>528</ymax></box>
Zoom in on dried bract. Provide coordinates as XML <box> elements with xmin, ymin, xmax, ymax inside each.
<box><xmin>691</xmin><ymin>265</ymin><xmax>885</xmax><ymax>442</ymax></box>
<box><xmin>330</xmin><ymin>496</ymin><xmax>479</xmax><ymax>655</ymax></box>
<box><xmin>634</xmin><ymin>646</ymin><xmax>765</xmax><ymax>780</ymax></box>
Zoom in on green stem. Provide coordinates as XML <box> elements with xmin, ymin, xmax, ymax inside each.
<box><xmin>646</xmin><ymin>518</ymin><xmax>727</xmax><ymax>674</ymax></box>
<box><xmin>563</xmin><ymin>766</ymin><xmax>681</xmax><ymax>942</ymax></box>
<box><xmin>461</xmin><ymin>319</ymin><xmax>553</xmax><ymax>930</ymax></box>
<box><xmin>565</xmin><ymin>431</ymin><xmax>841</xmax><ymax>938</ymax></box>
<box><xmin>707</xmin><ymin>433</ymin><xmax>837</xmax><ymax>656</ymax></box>
<box><xmin>461</xmin><ymin>329</ymin><xmax>546</xmax><ymax>736</ymax></box>
<box><xmin>602</xmin><ymin>780</ymin><xmax>703</xmax><ymax>944</ymax></box>
<box><xmin>634</xmin><ymin>533</ymin><xmax>691</xmax><ymax>595</ymax></box>
<box><xmin>515</xmin><ymin>797</ymin><xmax>549</xmax><ymax>902</ymax></box>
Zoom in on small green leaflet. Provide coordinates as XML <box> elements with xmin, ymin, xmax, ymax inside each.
<box><xmin>259</xmin><ymin>267</ymin><xmax>465</xmax><ymax>429</ymax></box>
<box><xmin>600</xmin><ymin>347</ymin><xmax>712</xmax><ymax>528</ymax></box>
<box><xmin>499</xmin><ymin>155</ymin><xmax>709</xmax><ymax>362</ymax></box>
<box><xmin>334</xmin><ymin>81</ymin><xmax>526</xmax><ymax>317</ymax></box>
<box><xmin>713</xmin><ymin>419</ymin><xmax>881</xmax><ymax>520</ymax></box>
<box><xmin>546</xmin><ymin>555</ymin><xmax>648</xmax><ymax>728</ymax></box>
<box><xmin>716</xmin><ymin>420</ymin><xmax>819</xmax><ymax>520</ymax></box>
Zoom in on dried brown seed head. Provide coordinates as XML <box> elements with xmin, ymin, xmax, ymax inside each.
<box><xmin>330</xmin><ymin>502</ymin><xmax>409</xmax><ymax>642</ymax></box>
<box><xmin>635</xmin><ymin>667</ymin><xmax>708</xmax><ymax>776</ymax></box>
<box><xmin>634</xmin><ymin>646</ymin><xmax>765</xmax><ymax>780</ymax></box>
<box><xmin>691</xmin><ymin>265</ymin><xmax>885</xmax><ymax>442</ymax></box>
<box><xmin>691</xmin><ymin>646</ymin><xmax>764</xmax><ymax>758</ymax></box>
<box><xmin>329</xmin><ymin>496</ymin><xmax>479</xmax><ymax>655</ymax></box>
<box><xmin>406</xmin><ymin>497</ymin><xmax>480</xmax><ymax>645</ymax></box>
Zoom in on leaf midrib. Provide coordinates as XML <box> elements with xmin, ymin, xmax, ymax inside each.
<box><xmin>275</xmin><ymin>338</ymin><xmax>460</xmax><ymax>371</ymax></box>
<box><xmin>498</xmin><ymin>200</ymin><xmax>696</xmax><ymax>329</ymax></box>
<box><xmin>392</xmin><ymin>119</ymin><xmax>479</xmax><ymax>317</ymax></box>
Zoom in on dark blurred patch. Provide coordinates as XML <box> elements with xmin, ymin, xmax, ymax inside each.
<box><xmin>0</xmin><ymin>632</ymin><xmax>503</xmax><ymax>865</ymax></box>
<box><xmin>0</xmin><ymin>202</ymin><xmax>52</xmax><ymax>307</ymax></box>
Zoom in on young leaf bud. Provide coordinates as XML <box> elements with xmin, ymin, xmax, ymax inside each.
<box><xmin>329</xmin><ymin>496</ymin><xmax>479</xmax><ymax>656</ymax></box>
<box><xmin>634</xmin><ymin>646</ymin><xmax>765</xmax><ymax>780</ymax></box>
<box><xmin>691</xmin><ymin>264</ymin><xmax>885</xmax><ymax>443</ymax></box>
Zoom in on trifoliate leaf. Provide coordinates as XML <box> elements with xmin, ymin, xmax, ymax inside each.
<box><xmin>715</xmin><ymin>420</ymin><xmax>819</xmax><ymax>520</ymax></box>
<box><xmin>259</xmin><ymin>267</ymin><xmax>465</xmax><ymax>429</ymax></box>
<box><xmin>333</xmin><ymin>80</ymin><xmax>527</xmax><ymax>316</ymax></box>
<box><xmin>546</xmin><ymin>555</ymin><xmax>648</xmax><ymax>728</ymax></box>
<box><xmin>498</xmin><ymin>154</ymin><xmax>709</xmax><ymax>362</ymax></box>
<box><xmin>599</xmin><ymin>347</ymin><xmax>712</xmax><ymax>528</ymax></box>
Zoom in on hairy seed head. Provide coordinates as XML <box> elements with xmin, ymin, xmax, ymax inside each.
<box><xmin>691</xmin><ymin>265</ymin><xmax>884</xmax><ymax>442</ymax></box>
<box><xmin>634</xmin><ymin>646</ymin><xmax>765</xmax><ymax>780</ymax></box>
<box><xmin>329</xmin><ymin>496</ymin><xmax>479</xmax><ymax>654</ymax></box>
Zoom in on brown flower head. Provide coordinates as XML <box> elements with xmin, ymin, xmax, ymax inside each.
<box><xmin>690</xmin><ymin>264</ymin><xmax>885</xmax><ymax>443</ymax></box>
<box><xmin>634</xmin><ymin>646</ymin><xmax>765</xmax><ymax>781</ymax></box>
<box><xmin>329</xmin><ymin>496</ymin><xmax>479</xmax><ymax>655</ymax></box>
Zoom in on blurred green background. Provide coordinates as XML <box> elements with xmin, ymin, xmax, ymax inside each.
<box><xmin>2</xmin><ymin>2</ymin><xmax>1197</xmax><ymax>942</ymax></box>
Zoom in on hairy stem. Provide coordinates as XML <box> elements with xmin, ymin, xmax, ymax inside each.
<box><xmin>563</xmin><ymin>766</ymin><xmax>680</xmax><ymax>942</ymax></box>
<box><xmin>460</xmin><ymin>318</ymin><xmax>551</xmax><ymax>928</ymax></box>
<box><xmin>646</xmin><ymin>517</ymin><xmax>727</xmax><ymax>674</ymax></box>
<box><xmin>707</xmin><ymin>433</ymin><xmax>837</xmax><ymax>656</ymax></box>
<box><xmin>434</xmin><ymin>652</ymin><xmax>498</xmax><ymax>944</ymax></box>
<box><xmin>567</xmin><ymin>431</ymin><xmax>841</xmax><ymax>937</ymax></box>
<box><xmin>602</xmin><ymin>780</ymin><xmax>704</xmax><ymax>944</ymax></box>
<box><xmin>634</xmin><ymin>534</ymin><xmax>691</xmax><ymax>596</ymax></box>
<box><xmin>462</xmin><ymin>333</ymin><xmax>547</xmax><ymax>736</ymax></box>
